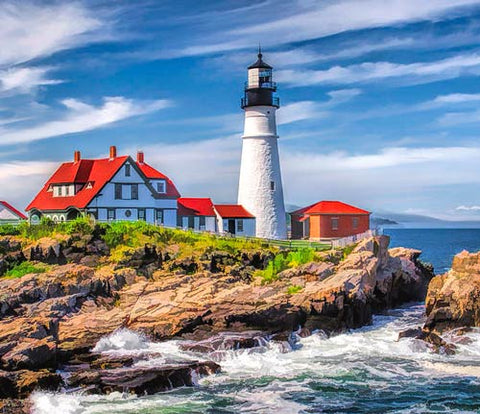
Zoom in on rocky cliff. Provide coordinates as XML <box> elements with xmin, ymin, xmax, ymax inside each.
<box><xmin>0</xmin><ymin>231</ymin><xmax>433</xmax><ymax>411</ymax></box>
<box><xmin>424</xmin><ymin>249</ymin><xmax>480</xmax><ymax>333</ymax></box>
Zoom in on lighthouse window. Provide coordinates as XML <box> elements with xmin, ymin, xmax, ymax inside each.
<box><xmin>270</xmin><ymin>181</ymin><xmax>275</xmax><ymax>191</ymax></box>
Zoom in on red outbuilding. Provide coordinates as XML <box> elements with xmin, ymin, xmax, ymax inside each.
<box><xmin>290</xmin><ymin>201</ymin><xmax>370</xmax><ymax>240</ymax></box>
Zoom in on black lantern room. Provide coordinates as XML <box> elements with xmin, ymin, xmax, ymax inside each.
<box><xmin>241</xmin><ymin>49</ymin><xmax>280</xmax><ymax>109</ymax></box>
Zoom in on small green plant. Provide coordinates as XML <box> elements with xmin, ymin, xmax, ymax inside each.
<box><xmin>4</xmin><ymin>262</ymin><xmax>47</xmax><ymax>279</ymax></box>
<box><xmin>0</xmin><ymin>224</ymin><xmax>21</xmax><ymax>236</ymax></box>
<box><xmin>256</xmin><ymin>248</ymin><xmax>317</xmax><ymax>284</ymax></box>
<box><xmin>341</xmin><ymin>244</ymin><xmax>357</xmax><ymax>260</ymax></box>
<box><xmin>286</xmin><ymin>285</ymin><xmax>303</xmax><ymax>295</ymax></box>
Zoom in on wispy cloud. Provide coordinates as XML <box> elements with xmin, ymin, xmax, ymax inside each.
<box><xmin>456</xmin><ymin>205</ymin><xmax>480</xmax><ymax>211</ymax></box>
<box><xmin>0</xmin><ymin>67</ymin><xmax>61</xmax><ymax>94</ymax></box>
<box><xmin>176</xmin><ymin>0</ymin><xmax>480</xmax><ymax>57</ymax></box>
<box><xmin>276</xmin><ymin>53</ymin><xmax>480</xmax><ymax>87</ymax></box>
<box><xmin>0</xmin><ymin>97</ymin><xmax>171</xmax><ymax>146</ymax></box>
<box><xmin>0</xmin><ymin>2</ymin><xmax>109</xmax><ymax>67</ymax></box>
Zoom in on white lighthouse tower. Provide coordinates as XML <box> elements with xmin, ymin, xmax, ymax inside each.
<box><xmin>238</xmin><ymin>49</ymin><xmax>287</xmax><ymax>240</ymax></box>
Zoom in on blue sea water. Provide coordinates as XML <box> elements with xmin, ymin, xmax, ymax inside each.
<box><xmin>384</xmin><ymin>228</ymin><xmax>480</xmax><ymax>273</ymax></box>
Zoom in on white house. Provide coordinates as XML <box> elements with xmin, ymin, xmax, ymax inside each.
<box><xmin>26</xmin><ymin>146</ymin><xmax>180</xmax><ymax>226</ymax></box>
<box><xmin>214</xmin><ymin>204</ymin><xmax>255</xmax><ymax>237</ymax></box>
<box><xmin>177</xmin><ymin>198</ymin><xmax>217</xmax><ymax>232</ymax></box>
<box><xmin>0</xmin><ymin>201</ymin><xmax>27</xmax><ymax>224</ymax></box>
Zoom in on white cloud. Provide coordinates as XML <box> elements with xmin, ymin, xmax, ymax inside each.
<box><xmin>0</xmin><ymin>160</ymin><xmax>58</xmax><ymax>211</ymax></box>
<box><xmin>0</xmin><ymin>67</ymin><xmax>61</xmax><ymax>94</ymax></box>
<box><xmin>0</xmin><ymin>2</ymin><xmax>106</xmax><ymax>67</ymax></box>
<box><xmin>456</xmin><ymin>205</ymin><xmax>480</xmax><ymax>211</ymax></box>
<box><xmin>276</xmin><ymin>53</ymin><xmax>480</xmax><ymax>87</ymax></box>
<box><xmin>0</xmin><ymin>97</ymin><xmax>171</xmax><ymax>146</ymax></box>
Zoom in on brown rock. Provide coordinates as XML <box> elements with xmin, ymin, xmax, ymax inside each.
<box><xmin>1</xmin><ymin>337</ymin><xmax>57</xmax><ymax>371</ymax></box>
<box><xmin>424</xmin><ymin>250</ymin><xmax>480</xmax><ymax>333</ymax></box>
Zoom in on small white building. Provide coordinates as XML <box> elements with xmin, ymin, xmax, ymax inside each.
<box><xmin>26</xmin><ymin>146</ymin><xmax>180</xmax><ymax>226</ymax></box>
<box><xmin>214</xmin><ymin>204</ymin><xmax>255</xmax><ymax>237</ymax></box>
<box><xmin>0</xmin><ymin>201</ymin><xmax>27</xmax><ymax>224</ymax></box>
<box><xmin>177</xmin><ymin>197</ymin><xmax>217</xmax><ymax>232</ymax></box>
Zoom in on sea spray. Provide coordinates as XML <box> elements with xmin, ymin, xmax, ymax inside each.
<box><xmin>92</xmin><ymin>328</ymin><xmax>147</xmax><ymax>353</ymax></box>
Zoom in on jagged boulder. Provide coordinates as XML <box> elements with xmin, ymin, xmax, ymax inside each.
<box><xmin>424</xmin><ymin>250</ymin><xmax>480</xmax><ymax>333</ymax></box>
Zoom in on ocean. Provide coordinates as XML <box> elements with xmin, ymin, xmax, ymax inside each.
<box><xmin>31</xmin><ymin>229</ymin><xmax>480</xmax><ymax>414</ymax></box>
<box><xmin>384</xmin><ymin>228</ymin><xmax>480</xmax><ymax>273</ymax></box>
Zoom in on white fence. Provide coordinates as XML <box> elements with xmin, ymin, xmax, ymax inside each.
<box><xmin>330</xmin><ymin>229</ymin><xmax>381</xmax><ymax>249</ymax></box>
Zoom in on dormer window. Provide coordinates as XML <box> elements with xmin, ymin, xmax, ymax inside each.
<box><xmin>53</xmin><ymin>184</ymin><xmax>75</xmax><ymax>197</ymax></box>
<box><xmin>157</xmin><ymin>180</ymin><xmax>166</xmax><ymax>194</ymax></box>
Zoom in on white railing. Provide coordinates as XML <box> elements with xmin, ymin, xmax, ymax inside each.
<box><xmin>330</xmin><ymin>229</ymin><xmax>381</xmax><ymax>249</ymax></box>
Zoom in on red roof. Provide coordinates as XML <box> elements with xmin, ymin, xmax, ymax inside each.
<box><xmin>291</xmin><ymin>201</ymin><xmax>370</xmax><ymax>216</ymax></box>
<box><xmin>178</xmin><ymin>198</ymin><xmax>215</xmax><ymax>216</ymax></box>
<box><xmin>137</xmin><ymin>161</ymin><xmax>180</xmax><ymax>198</ymax></box>
<box><xmin>0</xmin><ymin>201</ymin><xmax>27</xmax><ymax>220</ymax></box>
<box><xmin>214</xmin><ymin>204</ymin><xmax>254</xmax><ymax>218</ymax></box>
<box><xmin>26</xmin><ymin>155</ymin><xmax>179</xmax><ymax>212</ymax></box>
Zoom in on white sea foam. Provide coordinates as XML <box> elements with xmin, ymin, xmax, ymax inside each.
<box><xmin>92</xmin><ymin>328</ymin><xmax>147</xmax><ymax>353</ymax></box>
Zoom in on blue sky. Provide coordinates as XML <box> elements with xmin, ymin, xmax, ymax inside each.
<box><xmin>3</xmin><ymin>0</ymin><xmax>480</xmax><ymax>219</ymax></box>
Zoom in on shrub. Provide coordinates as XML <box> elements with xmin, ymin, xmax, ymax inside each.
<box><xmin>256</xmin><ymin>248</ymin><xmax>317</xmax><ymax>284</ymax></box>
<box><xmin>0</xmin><ymin>224</ymin><xmax>20</xmax><ymax>236</ymax></box>
<box><xmin>4</xmin><ymin>262</ymin><xmax>47</xmax><ymax>279</ymax></box>
<box><xmin>61</xmin><ymin>215</ymin><xmax>94</xmax><ymax>235</ymax></box>
<box><xmin>286</xmin><ymin>285</ymin><xmax>303</xmax><ymax>295</ymax></box>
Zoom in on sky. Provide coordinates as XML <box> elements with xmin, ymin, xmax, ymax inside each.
<box><xmin>2</xmin><ymin>0</ymin><xmax>480</xmax><ymax>220</ymax></box>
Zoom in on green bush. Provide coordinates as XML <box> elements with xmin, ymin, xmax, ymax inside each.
<box><xmin>256</xmin><ymin>248</ymin><xmax>317</xmax><ymax>284</ymax></box>
<box><xmin>4</xmin><ymin>262</ymin><xmax>47</xmax><ymax>279</ymax></box>
<box><xmin>61</xmin><ymin>215</ymin><xmax>94</xmax><ymax>235</ymax></box>
<box><xmin>0</xmin><ymin>224</ymin><xmax>20</xmax><ymax>236</ymax></box>
<box><xmin>286</xmin><ymin>285</ymin><xmax>303</xmax><ymax>295</ymax></box>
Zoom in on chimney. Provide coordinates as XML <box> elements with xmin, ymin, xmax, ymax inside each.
<box><xmin>74</xmin><ymin>151</ymin><xmax>81</xmax><ymax>163</ymax></box>
<box><xmin>109</xmin><ymin>146</ymin><xmax>117</xmax><ymax>160</ymax></box>
<box><xmin>137</xmin><ymin>151</ymin><xmax>144</xmax><ymax>164</ymax></box>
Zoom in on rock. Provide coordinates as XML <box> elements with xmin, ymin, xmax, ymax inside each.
<box><xmin>1</xmin><ymin>337</ymin><xmax>57</xmax><ymax>370</ymax></box>
<box><xmin>67</xmin><ymin>361</ymin><xmax>220</xmax><ymax>395</ymax></box>
<box><xmin>424</xmin><ymin>250</ymin><xmax>480</xmax><ymax>333</ymax></box>
<box><xmin>0</xmin><ymin>369</ymin><xmax>62</xmax><ymax>399</ymax></box>
<box><xmin>397</xmin><ymin>328</ymin><xmax>457</xmax><ymax>355</ymax></box>
<box><xmin>179</xmin><ymin>331</ymin><xmax>267</xmax><ymax>353</ymax></box>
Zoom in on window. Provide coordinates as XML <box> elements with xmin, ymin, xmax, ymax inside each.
<box><xmin>58</xmin><ymin>186</ymin><xmax>63</xmax><ymax>197</ymax></box>
<box><xmin>131</xmin><ymin>184</ymin><xmax>138</xmax><ymax>200</ymax></box>
<box><xmin>65</xmin><ymin>186</ymin><xmax>69</xmax><ymax>196</ymax></box>
<box><xmin>138</xmin><ymin>209</ymin><xmax>146</xmax><ymax>221</ymax></box>
<box><xmin>188</xmin><ymin>216</ymin><xmax>195</xmax><ymax>229</ymax></box>
<box><xmin>107</xmin><ymin>209</ymin><xmax>115</xmax><ymax>221</ymax></box>
<box><xmin>270</xmin><ymin>181</ymin><xmax>275</xmax><ymax>191</ymax></box>
<box><xmin>353</xmin><ymin>217</ymin><xmax>359</xmax><ymax>229</ymax></box>
<box><xmin>156</xmin><ymin>209</ymin><xmax>164</xmax><ymax>224</ymax></box>
<box><xmin>331</xmin><ymin>218</ymin><xmax>339</xmax><ymax>230</ymax></box>
<box><xmin>237</xmin><ymin>219</ymin><xmax>244</xmax><ymax>232</ymax></box>
<box><xmin>115</xmin><ymin>184</ymin><xmax>122</xmax><ymax>200</ymax></box>
<box><xmin>157</xmin><ymin>181</ymin><xmax>166</xmax><ymax>193</ymax></box>
<box><xmin>125</xmin><ymin>164</ymin><xmax>131</xmax><ymax>177</ymax></box>
<box><xmin>199</xmin><ymin>216</ymin><xmax>206</xmax><ymax>228</ymax></box>
<box><xmin>125</xmin><ymin>209</ymin><xmax>132</xmax><ymax>218</ymax></box>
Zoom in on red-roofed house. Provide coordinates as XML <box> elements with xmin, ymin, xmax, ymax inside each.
<box><xmin>0</xmin><ymin>201</ymin><xmax>27</xmax><ymax>223</ymax></box>
<box><xmin>26</xmin><ymin>146</ymin><xmax>180</xmax><ymax>225</ymax></box>
<box><xmin>177</xmin><ymin>198</ymin><xmax>217</xmax><ymax>232</ymax></box>
<box><xmin>290</xmin><ymin>201</ymin><xmax>370</xmax><ymax>240</ymax></box>
<box><xmin>214</xmin><ymin>204</ymin><xmax>255</xmax><ymax>236</ymax></box>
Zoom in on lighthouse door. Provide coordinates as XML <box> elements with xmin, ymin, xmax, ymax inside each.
<box><xmin>228</xmin><ymin>219</ymin><xmax>236</xmax><ymax>235</ymax></box>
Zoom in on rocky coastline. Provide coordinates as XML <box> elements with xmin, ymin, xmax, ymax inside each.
<box><xmin>0</xmin><ymin>228</ymin><xmax>435</xmax><ymax>412</ymax></box>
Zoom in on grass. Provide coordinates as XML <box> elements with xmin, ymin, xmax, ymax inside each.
<box><xmin>4</xmin><ymin>262</ymin><xmax>47</xmax><ymax>279</ymax></box>
<box><xmin>286</xmin><ymin>285</ymin><xmax>303</xmax><ymax>295</ymax></box>
<box><xmin>255</xmin><ymin>248</ymin><xmax>318</xmax><ymax>284</ymax></box>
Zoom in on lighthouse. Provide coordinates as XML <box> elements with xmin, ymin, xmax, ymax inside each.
<box><xmin>237</xmin><ymin>49</ymin><xmax>287</xmax><ymax>240</ymax></box>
